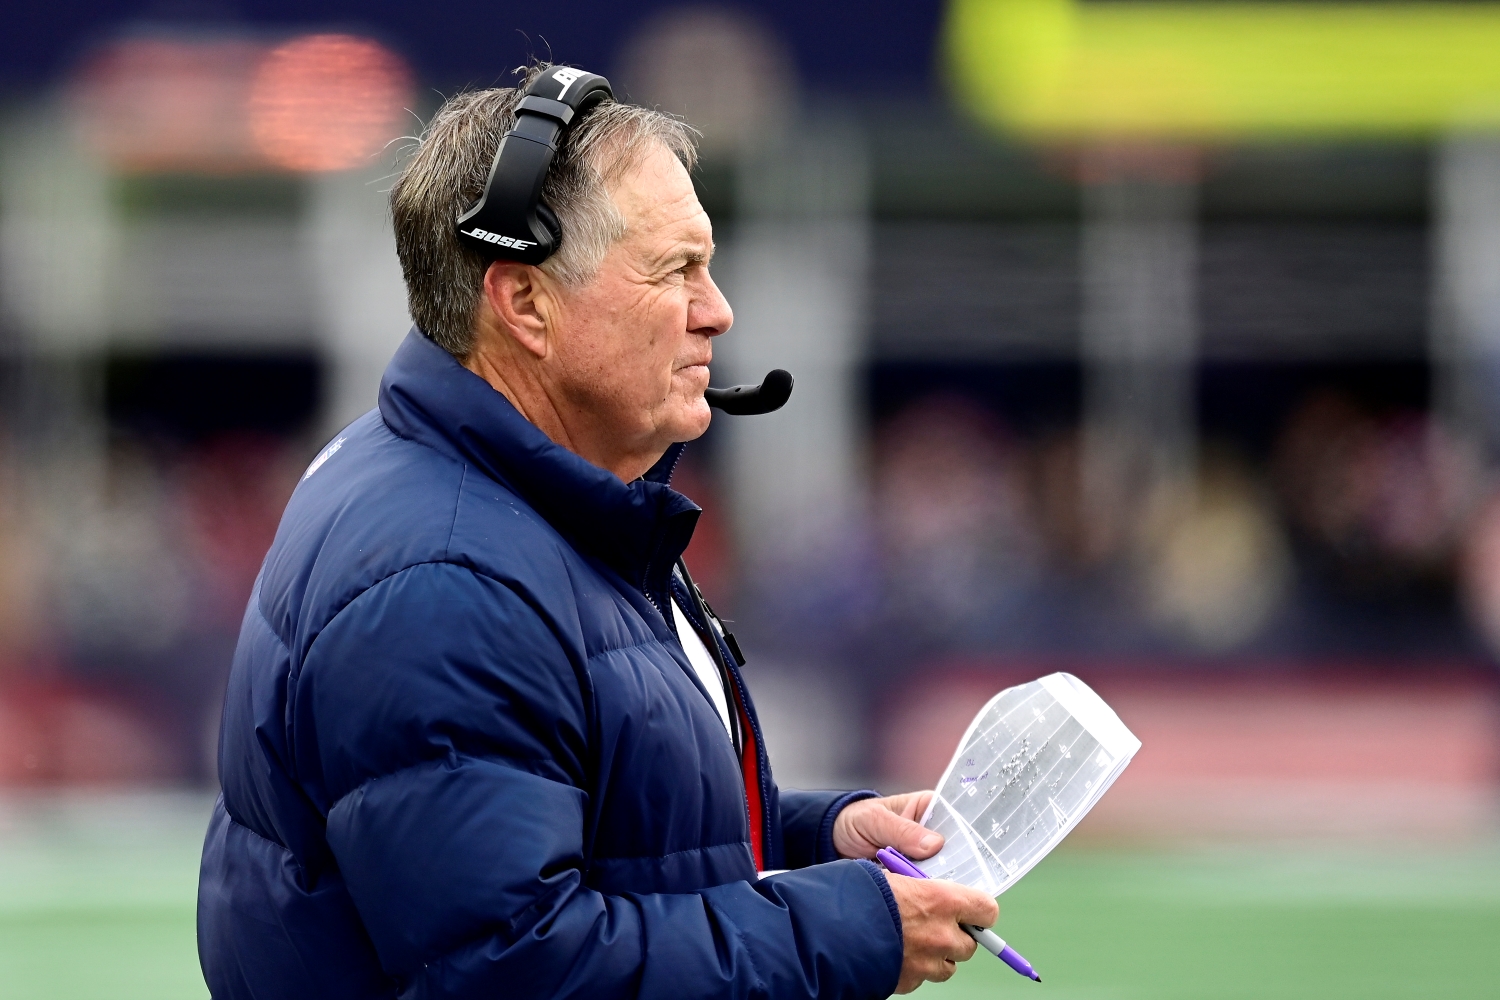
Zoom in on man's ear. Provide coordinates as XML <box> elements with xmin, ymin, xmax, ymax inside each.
<box><xmin>481</xmin><ymin>260</ymin><xmax>553</xmax><ymax>359</ymax></box>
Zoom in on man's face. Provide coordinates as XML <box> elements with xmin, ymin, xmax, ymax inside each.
<box><xmin>547</xmin><ymin>144</ymin><xmax>732</xmax><ymax>464</ymax></box>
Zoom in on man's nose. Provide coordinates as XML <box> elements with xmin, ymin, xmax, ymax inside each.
<box><xmin>691</xmin><ymin>272</ymin><xmax>733</xmax><ymax>337</ymax></box>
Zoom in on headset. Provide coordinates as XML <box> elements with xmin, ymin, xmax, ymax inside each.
<box><xmin>455</xmin><ymin>64</ymin><xmax>793</xmax><ymax>416</ymax></box>
<box><xmin>456</xmin><ymin>65</ymin><xmax>613</xmax><ymax>265</ymax></box>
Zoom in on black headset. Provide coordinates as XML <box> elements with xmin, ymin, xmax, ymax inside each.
<box><xmin>456</xmin><ymin>65</ymin><xmax>613</xmax><ymax>266</ymax></box>
<box><xmin>455</xmin><ymin>64</ymin><xmax>792</xmax><ymax>416</ymax></box>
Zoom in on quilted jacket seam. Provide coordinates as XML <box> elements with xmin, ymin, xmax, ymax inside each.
<box><xmin>442</xmin><ymin>463</ymin><xmax>467</xmax><ymax>561</ymax></box>
<box><xmin>224</xmin><ymin>806</ymin><xmax>295</xmax><ymax>858</ymax></box>
<box><xmin>582</xmin><ymin>635</ymin><xmax>679</xmax><ymax>663</ymax></box>
<box><xmin>304</xmin><ymin>560</ymin><xmax>655</xmax><ymax>677</ymax></box>
<box><xmin>302</xmin><ymin>560</ymin><xmax>538</xmax><ymax>669</ymax></box>
<box><xmin>587</xmin><ymin>839</ymin><xmax>753</xmax><ymax>865</ymax></box>
<box><xmin>324</xmin><ymin>751</ymin><xmax>575</xmax><ymax>819</ymax></box>
<box><xmin>255</xmin><ymin>594</ymin><xmax>294</xmax><ymax>659</ymax></box>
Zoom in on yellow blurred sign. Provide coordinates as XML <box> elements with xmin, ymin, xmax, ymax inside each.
<box><xmin>946</xmin><ymin>0</ymin><xmax>1500</xmax><ymax>138</ymax></box>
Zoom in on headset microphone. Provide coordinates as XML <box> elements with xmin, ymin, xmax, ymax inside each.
<box><xmin>705</xmin><ymin>370</ymin><xmax>794</xmax><ymax>415</ymax></box>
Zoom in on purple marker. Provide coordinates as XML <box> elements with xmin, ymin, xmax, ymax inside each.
<box><xmin>875</xmin><ymin>847</ymin><xmax>1041</xmax><ymax>983</ymax></box>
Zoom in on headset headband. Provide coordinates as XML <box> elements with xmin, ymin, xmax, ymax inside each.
<box><xmin>455</xmin><ymin>66</ymin><xmax>613</xmax><ymax>265</ymax></box>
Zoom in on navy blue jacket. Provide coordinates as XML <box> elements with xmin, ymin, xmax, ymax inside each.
<box><xmin>198</xmin><ymin>330</ymin><xmax>904</xmax><ymax>1000</ymax></box>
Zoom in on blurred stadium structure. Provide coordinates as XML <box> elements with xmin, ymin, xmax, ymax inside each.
<box><xmin>0</xmin><ymin>26</ymin><xmax>414</xmax><ymax>786</ymax></box>
<box><xmin>0</xmin><ymin>0</ymin><xmax>1497</xmax><ymax>839</ymax></box>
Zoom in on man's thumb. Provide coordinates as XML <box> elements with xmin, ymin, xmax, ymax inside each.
<box><xmin>876</xmin><ymin>812</ymin><xmax>943</xmax><ymax>860</ymax></box>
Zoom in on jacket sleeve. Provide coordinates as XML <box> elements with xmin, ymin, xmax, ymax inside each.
<box><xmin>777</xmin><ymin>789</ymin><xmax>882</xmax><ymax>869</ymax></box>
<box><xmin>292</xmin><ymin>562</ymin><xmax>902</xmax><ymax>1000</ymax></box>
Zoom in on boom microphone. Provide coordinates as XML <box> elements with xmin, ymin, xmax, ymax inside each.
<box><xmin>704</xmin><ymin>370</ymin><xmax>794</xmax><ymax>415</ymax></box>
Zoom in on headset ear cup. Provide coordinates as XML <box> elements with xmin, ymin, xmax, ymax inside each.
<box><xmin>536</xmin><ymin>203</ymin><xmax>562</xmax><ymax>252</ymax></box>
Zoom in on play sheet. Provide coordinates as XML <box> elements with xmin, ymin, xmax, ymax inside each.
<box><xmin>915</xmin><ymin>673</ymin><xmax>1142</xmax><ymax>895</ymax></box>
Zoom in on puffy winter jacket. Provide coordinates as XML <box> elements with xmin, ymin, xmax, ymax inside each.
<box><xmin>197</xmin><ymin>329</ymin><xmax>904</xmax><ymax>1000</ymax></box>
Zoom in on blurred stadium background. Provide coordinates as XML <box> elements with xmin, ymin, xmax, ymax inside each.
<box><xmin>2</xmin><ymin>1</ymin><xmax>1499</xmax><ymax>996</ymax></box>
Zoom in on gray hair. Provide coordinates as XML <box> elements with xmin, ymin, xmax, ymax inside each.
<box><xmin>390</xmin><ymin>64</ymin><xmax>700</xmax><ymax>360</ymax></box>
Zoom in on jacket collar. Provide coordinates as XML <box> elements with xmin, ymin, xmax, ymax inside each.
<box><xmin>378</xmin><ymin>328</ymin><xmax>700</xmax><ymax>602</ymax></box>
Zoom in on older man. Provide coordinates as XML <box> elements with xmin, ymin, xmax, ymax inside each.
<box><xmin>197</xmin><ymin>65</ymin><xmax>996</xmax><ymax>1000</ymax></box>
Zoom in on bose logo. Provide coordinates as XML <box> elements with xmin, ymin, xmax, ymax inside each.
<box><xmin>552</xmin><ymin>67</ymin><xmax>583</xmax><ymax>99</ymax></box>
<box><xmin>462</xmin><ymin>227</ymin><xmax>536</xmax><ymax>250</ymax></box>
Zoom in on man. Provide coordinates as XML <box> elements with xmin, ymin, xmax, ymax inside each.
<box><xmin>198</xmin><ymin>65</ymin><xmax>996</xmax><ymax>999</ymax></box>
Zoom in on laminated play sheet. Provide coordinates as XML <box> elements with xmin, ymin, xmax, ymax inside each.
<box><xmin>915</xmin><ymin>673</ymin><xmax>1142</xmax><ymax>895</ymax></box>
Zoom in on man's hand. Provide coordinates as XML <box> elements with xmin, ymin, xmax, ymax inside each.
<box><xmin>835</xmin><ymin>793</ymin><xmax>996</xmax><ymax>991</ymax></box>
<box><xmin>832</xmin><ymin>791</ymin><xmax>943</xmax><ymax>862</ymax></box>
<box><xmin>886</xmin><ymin>873</ymin><xmax>999</xmax><ymax>993</ymax></box>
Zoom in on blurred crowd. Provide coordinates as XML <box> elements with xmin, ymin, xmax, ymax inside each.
<box><xmin>0</xmin><ymin>431</ymin><xmax>304</xmax><ymax>784</ymax></box>
<box><xmin>734</xmin><ymin>384</ymin><xmax>1498</xmax><ymax>690</ymax></box>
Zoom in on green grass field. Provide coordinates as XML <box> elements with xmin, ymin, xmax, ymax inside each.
<box><xmin>0</xmin><ymin>793</ymin><xmax>210</xmax><ymax>1000</ymax></box>
<box><xmin>2</xmin><ymin>793</ymin><xmax>1497</xmax><ymax>999</ymax></box>
<box><xmin>932</xmin><ymin>845</ymin><xmax>1500</xmax><ymax>1000</ymax></box>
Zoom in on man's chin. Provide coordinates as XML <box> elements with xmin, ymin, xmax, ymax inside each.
<box><xmin>664</xmin><ymin>397</ymin><xmax>713</xmax><ymax>444</ymax></box>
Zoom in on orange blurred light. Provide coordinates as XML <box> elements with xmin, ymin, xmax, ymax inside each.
<box><xmin>248</xmin><ymin>34</ymin><xmax>412</xmax><ymax>173</ymax></box>
<box><xmin>71</xmin><ymin>37</ymin><xmax>266</xmax><ymax>173</ymax></box>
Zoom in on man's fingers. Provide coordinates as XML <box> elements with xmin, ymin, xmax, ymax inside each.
<box><xmin>954</xmin><ymin>927</ymin><xmax>980</xmax><ymax>962</ymax></box>
<box><xmin>832</xmin><ymin>791</ymin><xmax>944</xmax><ymax>860</ymax></box>
<box><xmin>866</xmin><ymin>809</ymin><xmax>942</xmax><ymax>859</ymax></box>
<box><xmin>955</xmin><ymin>888</ymin><xmax>999</xmax><ymax>929</ymax></box>
<box><xmin>889</xmin><ymin>875</ymin><xmax>999</xmax><ymax>993</ymax></box>
<box><xmin>886</xmin><ymin>789</ymin><xmax>933</xmax><ymax>821</ymax></box>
